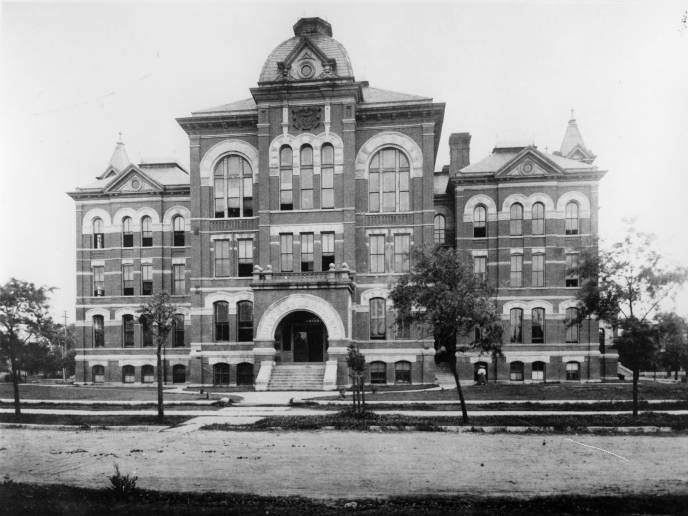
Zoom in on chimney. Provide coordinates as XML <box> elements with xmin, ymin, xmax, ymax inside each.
<box><xmin>449</xmin><ymin>132</ymin><xmax>471</xmax><ymax>173</ymax></box>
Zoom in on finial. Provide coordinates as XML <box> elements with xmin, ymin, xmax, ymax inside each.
<box><xmin>117</xmin><ymin>131</ymin><xmax>123</xmax><ymax>143</ymax></box>
<box><xmin>570</xmin><ymin>108</ymin><xmax>575</xmax><ymax>122</ymax></box>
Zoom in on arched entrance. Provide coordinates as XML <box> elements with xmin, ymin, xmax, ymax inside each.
<box><xmin>274</xmin><ymin>311</ymin><xmax>328</xmax><ymax>363</ymax></box>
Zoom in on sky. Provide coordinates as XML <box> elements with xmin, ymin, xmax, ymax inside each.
<box><xmin>1</xmin><ymin>0</ymin><xmax>687</xmax><ymax>322</ymax></box>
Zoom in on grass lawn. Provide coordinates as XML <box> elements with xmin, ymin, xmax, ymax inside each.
<box><xmin>201</xmin><ymin>409</ymin><xmax>688</xmax><ymax>432</ymax></box>
<box><xmin>316</xmin><ymin>381</ymin><xmax>688</xmax><ymax>402</ymax></box>
<box><xmin>0</xmin><ymin>413</ymin><xmax>191</xmax><ymax>426</ymax></box>
<box><xmin>0</xmin><ymin>401</ymin><xmax>220</xmax><ymax>411</ymax></box>
<box><xmin>2</xmin><ymin>482</ymin><xmax>687</xmax><ymax>515</ymax></box>
<box><xmin>0</xmin><ymin>383</ymin><xmax>241</xmax><ymax>402</ymax></box>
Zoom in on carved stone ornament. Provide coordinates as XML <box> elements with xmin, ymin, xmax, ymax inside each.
<box><xmin>521</xmin><ymin>161</ymin><xmax>534</xmax><ymax>175</ymax></box>
<box><xmin>291</xmin><ymin>106</ymin><xmax>322</xmax><ymax>131</ymax></box>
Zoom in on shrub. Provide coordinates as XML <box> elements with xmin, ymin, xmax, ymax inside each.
<box><xmin>108</xmin><ymin>464</ymin><xmax>138</xmax><ymax>497</ymax></box>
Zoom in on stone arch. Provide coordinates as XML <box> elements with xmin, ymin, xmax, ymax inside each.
<box><xmin>360</xmin><ymin>287</ymin><xmax>391</xmax><ymax>308</ymax></box>
<box><xmin>255</xmin><ymin>293</ymin><xmax>346</xmax><ymax>341</ymax></box>
<box><xmin>114</xmin><ymin>307</ymin><xmax>138</xmax><ymax>320</ymax></box>
<box><xmin>527</xmin><ymin>193</ymin><xmax>556</xmax><ymax>215</ymax></box>
<box><xmin>204</xmin><ymin>290</ymin><xmax>254</xmax><ymax>314</ymax></box>
<box><xmin>500</xmin><ymin>193</ymin><xmax>529</xmax><ymax>214</ymax></box>
<box><xmin>268</xmin><ymin>131</ymin><xmax>344</xmax><ymax>173</ymax></box>
<box><xmin>199</xmin><ymin>139</ymin><xmax>259</xmax><ymax>186</ymax></box>
<box><xmin>502</xmin><ymin>300</ymin><xmax>554</xmax><ymax>318</ymax></box>
<box><xmin>463</xmin><ymin>194</ymin><xmax>498</xmax><ymax>222</ymax></box>
<box><xmin>558</xmin><ymin>299</ymin><xmax>582</xmax><ymax>314</ymax></box>
<box><xmin>84</xmin><ymin>307</ymin><xmax>111</xmax><ymax>323</ymax></box>
<box><xmin>556</xmin><ymin>191</ymin><xmax>591</xmax><ymax>217</ymax></box>
<box><xmin>136</xmin><ymin>207</ymin><xmax>161</xmax><ymax>228</ymax></box>
<box><xmin>81</xmin><ymin>208</ymin><xmax>112</xmax><ymax>234</ymax></box>
<box><xmin>112</xmin><ymin>207</ymin><xmax>139</xmax><ymax>231</ymax></box>
<box><xmin>354</xmin><ymin>131</ymin><xmax>423</xmax><ymax>179</ymax></box>
<box><xmin>162</xmin><ymin>206</ymin><xmax>191</xmax><ymax>230</ymax></box>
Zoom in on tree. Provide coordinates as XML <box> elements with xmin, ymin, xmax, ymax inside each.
<box><xmin>138</xmin><ymin>292</ymin><xmax>178</xmax><ymax>422</ymax></box>
<box><xmin>575</xmin><ymin>227</ymin><xmax>688</xmax><ymax>416</ymax></box>
<box><xmin>656</xmin><ymin>312</ymin><xmax>688</xmax><ymax>380</ymax></box>
<box><xmin>0</xmin><ymin>278</ymin><xmax>54</xmax><ymax>415</ymax></box>
<box><xmin>390</xmin><ymin>246</ymin><xmax>503</xmax><ymax>423</ymax></box>
<box><xmin>346</xmin><ymin>344</ymin><xmax>367</xmax><ymax>415</ymax></box>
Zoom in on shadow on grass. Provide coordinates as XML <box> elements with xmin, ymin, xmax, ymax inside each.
<box><xmin>1</xmin><ymin>481</ymin><xmax>687</xmax><ymax>515</ymax></box>
<box><xmin>0</xmin><ymin>414</ymin><xmax>191</xmax><ymax>427</ymax></box>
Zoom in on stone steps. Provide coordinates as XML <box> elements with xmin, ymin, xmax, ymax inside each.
<box><xmin>268</xmin><ymin>364</ymin><xmax>326</xmax><ymax>391</ymax></box>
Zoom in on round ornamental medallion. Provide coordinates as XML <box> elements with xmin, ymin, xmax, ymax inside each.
<box><xmin>300</xmin><ymin>63</ymin><xmax>314</xmax><ymax>79</ymax></box>
<box><xmin>131</xmin><ymin>177</ymin><xmax>141</xmax><ymax>190</ymax></box>
<box><xmin>522</xmin><ymin>161</ymin><xmax>534</xmax><ymax>174</ymax></box>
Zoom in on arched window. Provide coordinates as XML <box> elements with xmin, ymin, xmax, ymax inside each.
<box><xmin>300</xmin><ymin>145</ymin><xmax>313</xmax><ymax>209</ymax></box>
<box><xmin>394</xmin><ymin>361</ymin><xmax>412</xmax><ymax>384</ymax></box>
<box><xmin>172</xmin><ymin>364</ymin><xmax>186</xmax><ymax>384</ymax></box>
<box><xmin>370</xmin><ymin>361</ymin><xmax>387</xmax><ymax>384</ymax></box>
<box><xmin>510</xmin><ymin>308</ymin><xmax>523</xmax><ymax>343</ymax></box>
<box><xmin>141</xmin><ymin>216</ymin><xmax>153</xmax><ymax>246</ymax></box>
<box><xmin>509</xmin><ymin>203</ymin><xmax>523</xmax><ymax>236</ymax></box>
<box><xmin>173</xmin><ymin>314</ymin><xmax>184</xmax><ymax>347</ymax></box>
<box><xmin>434</xmin><ymin>214</ymin><xmax>446</xmax><ymax>245</ymax></box>
<box><xmin>473</xmin><ymin>205</ymin><xmax>487</xmax><ymax>238</ymax></box>
<box><xmin>122</xmin><ymin>365</ymin><xmax>135</xmax><ymax>383</ymax></box>
<box><xmin>214</xmin><ymin>301</ymin><xmax>229</xmax><ymax>341</ymax></box>
<box><xmin>370</xmin><ymin>297</ymin><xmax>386</xmax><ymax>339</ymax></box>
<box><xmin>565</xmin><ymin>307</ymin><xmax>580</xmax><ymax>343</ymax></box>
<box><xmin>532</xmin><ymin>202</ymin><xmax>545</xmax><ymax>235</ymax></box>
<box><xmin>532</xmin><ymin>361</ymin><xmax>546</xmax><ymax>382</ymax></box>
<box><xmin>237</xmin><ymin>362</ymin><xmax>254</xmax><ymax>386</ymax></box>
<box><xmin>509</xmin><ymin>361</ymin><xmax>524</xmax><ymax>382</ymax></box>
<box><xmin>172</xmin><ymin>216</ymin><xmax>185</xmax><ymax>246</ymax></box>
<box><xmin>140</xmin><ymin>314</ymin><xmax>153</xmax><ymax>347</ymax></box>
<box><xmin>92</xmin><ymin>365</ymin><xmax>105</xmax><ymax>383</ymax></box>
<box><xmin>122</xmin><ymin>217</ymin><xmax>133</xmax><ymax>247</ymax></box>
<box><xmin>213</xmin><ymin>363</ymin><xmax>230</xmax><ymax>385</ymax></box>
<box><xmin>237</xmin><ymin>301</ymin><xmax>253</xmax><ymax>342</ymax></box>
<box><xmin>214</xmin><ymin>154</ymin><xmax>253</xmax><ymax>218</ymax></box>
<box><xmin>279</xmin><ymin>145</ymin><xmax>293</xmax><ymax>210</ymax></box>
<box><xmin>531</xmin><ymin>307</ymin><xmax>545</xmax><ymax>344</ymax></box>
<box><xmin>566</xmin><ymin>361</ymin><xmax>580</xmax><ymax>381</ymax></box>
<box><xmin>92</xmin><ymin>218</ymin><xmax>104</xmax><ymax>249</ymax></box>
<box><xmin>321</xmin><ymin>144</ymin><xmax>334</xmax><ymax>209</ymax></box>
<box><xmin>141</xmin><ymin>365</ymin><xmax>155</xmax><ymax>383</ymax></box>
<box><xmin>93</xmin><ymin>315</ymin><xmax>104</xmax><ymax>348</ymax></box>
<box><xmin>368</xmin><ymin>148</ymin><xmax>410</xmax><ymax>213</ymax></box>
<box><xmin>122</xmin><ymin>314</ymin><xmax>134</xmax><ymax>347</ymax></box>
<box><xmin>565</xmin><ymin>201</ymin><xmax>579</xmax><ymax>235</ymax></box>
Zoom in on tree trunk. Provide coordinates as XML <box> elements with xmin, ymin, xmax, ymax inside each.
<box><xmin>360</xmin><ymin>375</ymin><xmax>366</xmax><ymax>412</ymax></box>
<box><xmin>675</xmin><ymin>369</ymin><xmax>679</xmax><ymax>381</ymax></box>
<box><xmin>10</xmin><ymin>352</ymin><xmax>20</xmax><ymax>416</ymax></box>
<box><xmin>449</xmin><ymin>355</ymin><xmax>469</xmax><ymax>423</ymax></box>
<box><xmin>632</xmin><ymin>367</ymin><xmax>639</xmax><ymax>417</ymax></box>
<box><xmin>157</xmin><ymin>344</ymin><xmax>164</xmax><ymax>423</ymax></box>
<box><xmin>493</xmin><ymin>358</ymin><xmax>498</xmax><ymax>384</ymax></box>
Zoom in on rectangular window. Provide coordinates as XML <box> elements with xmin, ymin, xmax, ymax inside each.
<box><xmin>369</xmin><ymin>234</ymin><xmax>385</xmax><ymax>273</ymax></box>
<box><xmin>393</xmin><ymin>234</ymin><xmax>410</xmax><ymax>273</ymax></box>
<box><xmin>172</xmin><ymin>264</ymin><xmax>185</xmax><ymax>295</ymax></box>
<box><xmin>369</xmin><ymin>170</ymin><xmax>380</xmax><ymax>212</ymax></box>
<box><xmin>237</xmin><ymin>302</ymin><xmax>253</xmax><ymax>342</ymax></box>
<box><xmin>214</xmin><ymin>303</ymin><xmax>229</xmax><ymax>341</ymax></box>
<box><xmin>382</xmin><ymin>170</ymin><xmax>396</xmax><ymax>212</ymax></box>
<box><xmin>238</xmin><ymin>239</ymin><xmax>253</xmax><ymax>277</ymax></box>
<box><xmin>321</xmin><ymin>167</ymin><xmax>334</xmax><ymax>209</ymax></box>
<box><xmin>531</xmin><ymin>308</ymin><xmax>545</xmax><ymax>344</ymax></box>
<box><xmin>566</xmin><ymin>308</ymin><xmax>580</xmax><ymax>343</ymax></box>
<box><xmin>141</xmin><ymin>264</ymin><xmax>153</xmax><ymax>295</ymax></box>
<box><xmin>214</xmin><ymin>176</ymin><xmax>226</xmax><ymax>218</ymax></box>
<box><xmin>93</xmin><ymin>266</ymin><xmax>104</xmax><ymax>296</ymax></box>
<box><xmin>474</xmin><ymin>256</ymin><xmax>487</xmax><ymax>282</ymax></box>
<box><xmin>532</xmin><ymin>254</ymin><xmax>545</xmax><ymax>287</ymax></box>
<box><xmin>280</xmin><ymin>234</ymin><xmax>293</xmax><ymax>272</ymax></box>
<box><xmin>566</xmin><ymin>253</ymin><xmax>579</xmax><ymax>287</ymax></box>
<box><xmin>280</xmin><ymin>169</ymin><xmax>293</xmax><ymax>210</ymax></box>
<box><xmin>300</xmin><ymin>233</ymin><xmax>314</xmax><ymax>272</ymax></box>
<box><xmin>174</xmin><ymin>314</ymin><xmax>184</xmax><ymax>347</ymax></box>
<box><xmin>215</xmin><ymin>240</ymin><xmax>231</xmax><ymax>277</ymax></box>
<box><xmin>142</xmin><ymin>317</ymin><xmax>153</xmax><ymax>347</ymax></box>
<box><xmin>510</xmin><ymin>308</ymin><xmax>523</xmax><ymax>343</ymax></box>
<box><xmin>93</xmin><ymin>316</ymin><xmax>104</xmax><ymax>347</ymax></box>
<box><xmin>122</xmin><ymin>264</ymin><xmax>134</xmax><ymax>296</ymax></box>
<box><xmin>301</xmin><ymin>168</ymin><xmax>313</xmax><ymax>210</ymax></box>
<box><xmin>321</xmin><ymin>232</ymin><xmax>335</xmax><ymax>271</ymax></box>
<box><xmin>370</xmin><ymin>298</ymin><xmax>386</xmax><ymax>339</ymax></box>
<box><xmin>122</xmin><ymin>316</ymin><xmax>134</xmax><ymax>348</ymax></box>
<box><xmin>510</xmin><ymin>254</ymin><xmax>523</xmax><ymax>288</ymax></box>
<box><xmin>395</xmin><ymin>318</ymin><xmax>410</xmax><ymax>340</ymax></box>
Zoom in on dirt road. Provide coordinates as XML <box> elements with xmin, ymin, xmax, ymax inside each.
<box><xmin>2</xmin><ymin>428</ymin><xmax>687</xmax><ymax>499</ymax></box>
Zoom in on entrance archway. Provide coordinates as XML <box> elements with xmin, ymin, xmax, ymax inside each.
<box><xmin>274</xmin><ymin>311</ymin><xmax>328</xmax><ymax>363</ymax></box>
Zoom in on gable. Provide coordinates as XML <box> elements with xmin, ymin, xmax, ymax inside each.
<box><xmin>104</xmin><ymin>168</ymin><xmax>163</xmax><ymax>194</ymax></box>
<box><xmin>279</xmin><ymin>38</ymin><xmax>337</xmax><ymax>80</ymax></box>
<box><xmin>496</xmin><ymin>150</ymin><xmax>564</xmax><ymax>178</ymax></box>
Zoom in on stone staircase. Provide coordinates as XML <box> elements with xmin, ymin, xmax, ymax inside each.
<box><xmin>267</xmin><ymin>363</ymin><xmax>326</xmax><ymax>391</ymax></box>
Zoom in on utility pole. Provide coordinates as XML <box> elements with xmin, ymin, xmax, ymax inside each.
<box><xmin>62</xmin><ymin>311</ymin><xmax>68</xmax><ymax>382</ymax></box>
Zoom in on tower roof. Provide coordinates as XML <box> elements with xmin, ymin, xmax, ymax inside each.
<box><xmin>107</xmin><ymin>136</ymin><xmax>132</xmax><ymax>173</ymax></box>
<box><xmin>558</xmin><ymin>110</ymin><xmax>596</xmax><ymax>163</ymax></box>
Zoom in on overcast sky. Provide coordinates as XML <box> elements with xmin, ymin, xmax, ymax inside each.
<box><xmin>1</xmin><ymin>0</ymin><xmax>687</xmax><ymax>322</ymax></box>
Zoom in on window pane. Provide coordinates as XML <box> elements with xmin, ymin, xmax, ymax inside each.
<box><xmin>531</xmin><ymin>308</ymin><xmax>545</xmax><ymax>343</ymax></box>
<box><xmin>370</xmin><ymin>298</ymin><xmax>386</xmax><ymax>338</ymax></box>
<box><xmin>280</xmin><ymin>234</ymin><xmax>293</xmax><ymax>272</ymax></box>
<box><xmin>369</xmin><ymin>235</ymin><xmax>385</xmax><ymax>273</ymax></box>
<box><xmin>510</xmin><ymin>255</ymin><xmax>523</xmax><ymax>287</ymax></box>
<box><xmin>300</xmin><ymin>145</ymin><xmax>313</xmax><ymax>166</ymax></box>
<box><xmin>393</xmin><ymin>234</ymin><xmax>410</xmax><ymax>273</ymax></box>
<box><xmin>510</xmin><ymin>308</ymin><xmax>523</xmax><ymax>343</ymax></box>
<box><xmin>321</xmin><ymin>144</ymin><xmax>334</xmax><ymax>165</ymax></box>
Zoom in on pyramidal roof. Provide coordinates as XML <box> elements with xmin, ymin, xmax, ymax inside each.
<box><xmin>558</xmin><ymin>110</ymin><xmax>596</xmax><ymax>163</ymax></box>
<box><xmin>108</xmin><ymin>138</ymin><xmax>132</xmax><ymax>173</ymax></box>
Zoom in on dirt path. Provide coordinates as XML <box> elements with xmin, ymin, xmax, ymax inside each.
<box><xmin>2</xmin><ymin>429</ymin><xmax>687</xmax><ymax>499</ymax></box>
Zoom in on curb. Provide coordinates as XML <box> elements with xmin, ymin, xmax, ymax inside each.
<box><xmin>0</xmin><ymin>423</ymin><xmax>167</xmax><ymax>431</ymax></box>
